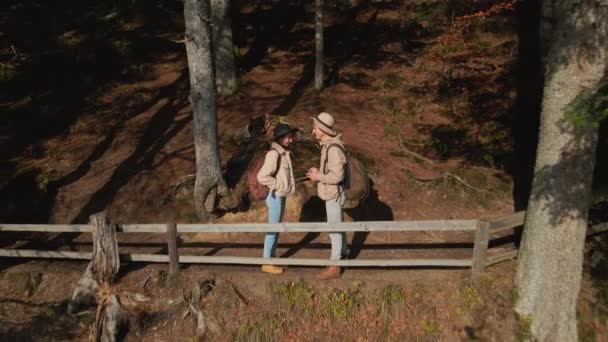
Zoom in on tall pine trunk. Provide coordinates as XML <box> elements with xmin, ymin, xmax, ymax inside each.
<box><xmin>515</xmin><ymin>0</ymin><xmax>607</xmax><ymax>340</ymax></box>
<box><xmin>314</xmin><ymin>0</ymin><xmax>324</xmax><ymax>91</ymax></box>
<box><xmin>211</xmin><ymin>0</ymin><xmax>237</xmax><ymax>95</ymax></box>
<box><xmin>184</xmin><ymin>0</ymin><xmax>223</xmax><ymax>218</ymax></box>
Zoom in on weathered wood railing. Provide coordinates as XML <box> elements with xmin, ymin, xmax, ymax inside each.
<box><xmin>0</xmin><ymin>211</ymin><xmax>527</xmax><ymax>278</ymax></box>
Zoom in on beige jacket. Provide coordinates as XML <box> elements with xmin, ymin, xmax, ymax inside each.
<box><xmin>256</xmin><ymin>142</ymin><xmax>296</xmax><ymax>197</ymax></box>
<box><xmin>317</xmin><ymin>135</ymin><xmax>347</xmax><ymax>201</ymax></box>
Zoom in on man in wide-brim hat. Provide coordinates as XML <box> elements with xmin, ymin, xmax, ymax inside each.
<box><xmin>306</xmin><ymin>112</ymin><xmax>348</xmax><ymax>280</ymax></box>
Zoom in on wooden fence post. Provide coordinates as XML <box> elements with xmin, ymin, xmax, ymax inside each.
<box><xmin>166</xmin><ymin>223</ymin><xmax>179</xmax><ymax>275</ymax></box>
<box><xmin>471</xmin><ymin>220</ymin><xmax>490</xmax><ymax>280</ymax></box>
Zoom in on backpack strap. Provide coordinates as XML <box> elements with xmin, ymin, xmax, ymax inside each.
<box><xmin>270</xmin><ymin>148</ymin><xmax>281</xmax><ymax>177</ymax></box>
<box><xmin>323</xmin><ymin>143</ymin><xmax>347</xmax><ymax>175</ymax></box>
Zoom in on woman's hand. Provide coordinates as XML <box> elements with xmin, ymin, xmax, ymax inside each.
<box><xmin>306</xmin><ymin>167</ymin><xmax>320</xmax><ymax>181</ymax></box>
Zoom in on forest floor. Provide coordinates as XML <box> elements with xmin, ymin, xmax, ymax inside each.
<box><xmin>1</xmin><ymin>0</ymin><xmax>607</xmax><ymax>340</ymax></box>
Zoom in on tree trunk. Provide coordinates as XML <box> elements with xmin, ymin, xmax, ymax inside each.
<box><xmin>211</xmin><ymin>0</ymin><xmax>237</xmax><ymax>95</ymax></box>
<box><xmin>184</xmin><ymin>0</ymin><xmax>223</xmax><ymax>218</ymax></box>
<box><xmin>314</xmin><ymin>0</ymin><xmax>324</xmax><ymax>91</ymax></box>
<box><xmin>515</xmin><ymin>0</ymin><xmax>607</xmax><ymax>340</ymax></box>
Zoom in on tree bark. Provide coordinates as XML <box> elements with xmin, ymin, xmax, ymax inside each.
<box><xmin>68</xmin><ymin>213</ymin><xmax>128</xmax><ymax>342</ymax></box>
<box><xmin>90</xmin><ymin>212</ymin><xmax>120</xmax><ymax>283</ymax></box>
<box><xmin>314</xmin><ymin>0</ymin><xmax>324</xmax><ymax>91</ymax></box>
<box><xmin>515</xmin><ymin>0</ymin><xmax>607</xmax><ymax>340</ymax></box>
<box><xmin>69</xmin><ymin>212</ymin><xmax>120</xmax><ymax>314</ymax></box>
<box><xmin>211</xmin><ymin>0</ymin><xmax>237</xmax><ymax>95</ymax></box>
<box><xmin>184</xmin><ymin>0</ymin><xmax>224</xmax><ymax>218</ymax></box>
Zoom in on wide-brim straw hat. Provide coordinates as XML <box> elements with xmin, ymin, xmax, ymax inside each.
<box><xmin>311</xmin><ymin>112</ymin><xmax>337</xmax><ymax>136</ymax></box>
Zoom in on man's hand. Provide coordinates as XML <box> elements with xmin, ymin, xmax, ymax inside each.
<box><xmin>306</xmin><ymin>167</ymin><xmax>320</xmax><ymax>181</ymax></box>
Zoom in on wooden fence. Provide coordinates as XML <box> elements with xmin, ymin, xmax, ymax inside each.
<box><xmin>0</xmin><ymin>211</ymin><xmax>526</xmax><ymax>278</ymax></box>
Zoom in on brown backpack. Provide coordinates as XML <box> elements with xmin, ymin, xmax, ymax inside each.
<box><xmin>247</xmin><ymin>149</ymin><xmax>281</xmax><ymax>201</ymax></box>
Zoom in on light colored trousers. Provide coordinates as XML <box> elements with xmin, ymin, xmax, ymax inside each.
<box><xmin>326</xmin><ymin>191</ymin><xmax>347</xmax><ymax>260</ymax></box>
<box><xmin>263</xmin><ymin>192</ymin><xmax>285</xmax><ymax>258</ymax></box>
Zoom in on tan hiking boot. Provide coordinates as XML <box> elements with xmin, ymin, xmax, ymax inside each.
<box><xmin>261</xmin><ymin>265</ymin><xmax>284</xmax><ymax>274</ymax></box>
<box><xmin>316</xmin><ymin>266</ymin><xmax>341</xmax><ymax>280</ymax></box>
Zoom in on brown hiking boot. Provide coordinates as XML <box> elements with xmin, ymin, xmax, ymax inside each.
<box><xmin>316</xmin><ymin>266</ymin><xmax>341</xmax><ymax>280</ymax></box>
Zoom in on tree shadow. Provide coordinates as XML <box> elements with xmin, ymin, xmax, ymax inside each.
<box><xmin>1</xmin><ymin>0</ymin><xmax>185</xmax><ymax>224</ymax></box>
<box><xmin>527</xmin><ymin>122</ymin><xmax>602</xmax><ymax>227</ymax></box>
<box><xmin>346</xmin><ymin>181</ymin><xmax>394</xmax><ymax>259</ymax></box>
<box><xmin>71</xmin><ymin>73</ymin><xmax>190</xmax><ymax>223</ymax></box>
<box><xmin>2</xmin><ymin>0</ymin><xmax>179</xmax><ymax>165</ymax></box>
<box><xmin>407</xmin><ymin>0</ymin><xmax>543</xmax><ymax>224</ymax></box>
<box><xmin>223</xmin><ymin>116</ymin><xmax>267</xmax><ymax>189</ymax></box>
<box><xmin>265</xmin><ymin>1</ymin><xmax>406</xmax><ymax>116</ymax></box>
<box><xmin>269</xmin><ymin>60</ymin><xmax>316</xmax><ymax>116</ymax></box>
<box><xmin>591</xmin><ymin>122</ymin><xmax>608</xmax><ymax>224</ymax></box>
<box><xmin>508</xmin><ymin>0</ymin><xmax>543</xmax><ymax>212</ymax></box>
<box><xmin>0</xmin><ymin>299</ymin><xmax>83</xmax><ymax>341</ymax></box>
<box><xmin>282</xmin><ymin>180</ymin><xmax>393</xmax><ymax>259</ymax></box>
<box><xmin>236</xmin><ymin>0</ymin><xmax>306</xmax><ymax>73</ymax></box>
<box><xmin>325</xmin><ymin>4</ymin><xmax>379</xmax><ymax>85</ymax></box>
<box><xmin>0</xmin><ymin>70</ymin><xmax>189</xmax><ymax>268</ymax></box>
<box><xmin>324</xmin><ymin>1</ymin><xmax>441</xmax><ymax>87</ymax></box>
<box><xmin>279</xmin><ymin>232</ymin><xmax>321</xmax><ymax>259</ymax></box>
<box><xmin>276</xmin><ymin>196</ymin><xmax>325</xmax><ymax>258</ymax></box>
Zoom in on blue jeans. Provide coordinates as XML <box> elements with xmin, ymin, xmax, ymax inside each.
<box><xmin>263</xmin><ymin>192</ymin><xmax>285</xmax><ymax>258</ymax></box>
<box><xmin>326</xmin><ymin>191</ymin><xmax>347</xmax><ymax>260</ymax></box>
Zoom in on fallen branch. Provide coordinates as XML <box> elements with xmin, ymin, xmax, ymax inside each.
<box><xmin>415</xmin><ymin>172</ymin><xmax>483</xmax><ymax>192</ymax></box>
<box><xmin>397</xmin><ymin>135</ymin><xmax>438</xmax><ymax>165</ymax></box>
<box><xmin>182</xmin><ymin>279</ymin><xmax>216</xmax><ymax>340</ymax></box>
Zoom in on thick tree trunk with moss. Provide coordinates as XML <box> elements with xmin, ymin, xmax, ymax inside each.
<box><xmin>184</xmin><ymin>0</ymin><xmax>224</xmax><ymax>218</ymax></box>
<box><xmin>515</xmin><ymin>0</ymin><xmax>607</xmax><ymax>340</ymax></box>
<box><xmin>211</xmin><ymin>0</ymin><xmax>237</xmax><ymax>95</ymax></box>
<box><xmin>314</xmin><ymin>0</ymin><xmax>324</xmax><ymax>91</ymax></box>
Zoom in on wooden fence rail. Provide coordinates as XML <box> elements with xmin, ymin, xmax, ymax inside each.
<box><xmin>0</xmin><ymin>211</ymin><xmax>529</xmax><ymax>279</ymax></box>
<box><xmin>0</xmin><ymin>249</ymin><xmax>473</xmax><ymax>267</ymax></box>
<box><xmin>0</xmin><ymin>220</ymin><xmax>479</xmax><ymax>233</ymax></box>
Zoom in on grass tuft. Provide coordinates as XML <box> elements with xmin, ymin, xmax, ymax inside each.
<box><xmin>375</xmin><ymin>284</ymin><xmax>406</xmax><ymax>319</ymax></box>
<box><xmin>321</xmin><ymin>286</ymin><xmax>364</xmax><ymax>321</ymax></box>
<box><xmin>273</xmin><ymin>280</ymin><xmax>314</xmax><ymax>315</ymax></box>
<box><xmin>235</xmin><ymin>313</ymin><xmax>286</xmax><ymax>342</ymax></box>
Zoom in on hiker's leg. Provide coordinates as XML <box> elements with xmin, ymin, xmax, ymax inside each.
<box><xmin>263</xmin><ymin>233</ymin><xmax>279</xmax><ymax>258</ymax></box>
<box><xmin>327</xmin><ymin>193</ymin><xmax>346</xmax><ymax>260</ymax></box>
<box><xmin>264</xmin><ymin>192</ymin><xmax>283</xmax><ymax>258</ymax></box>
<box><xmin>337</xmin><ymin>192</ymin><xmax>348</xmax><ymax>257</ymax></box>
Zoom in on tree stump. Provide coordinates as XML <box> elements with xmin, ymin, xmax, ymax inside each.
<box><xmin>90</xmin><ymin>212</ymin><xmax>120</xmax><ymax>283</ymax></box>
<box><xmin>68</xmin><ymin>212</ymin><xmax>127</xmax><ymax>341</ymax></box>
